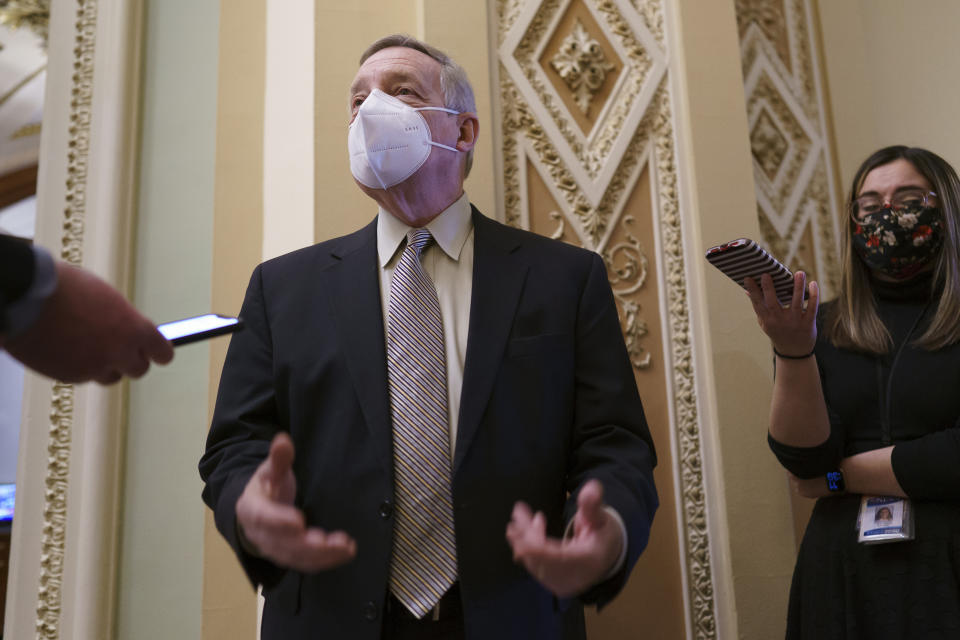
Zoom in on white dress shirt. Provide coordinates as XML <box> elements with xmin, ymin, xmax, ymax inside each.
<box><xmin>377</xmin><ymin>191</ymin><xmax>474</xmax><ymax>460</ymax></box>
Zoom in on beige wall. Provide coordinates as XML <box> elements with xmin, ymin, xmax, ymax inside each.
<box><xmin>116</xmin><ymin>0</ymin><xmax>220</xmax><ymax>638</ymax></box>
<box><xmin>313</xmin><ymin>1</ymin><xmax>496</xmax><ymax>243</ymax></box>
<box><xmin>203</xmin><ymin>1</ymin><xmax>266</xmax><ymax>638</ymax></box>
<box><xmin>818</xmin><ymin>0</ymin><xmax>960</xmax><ymax>193</ymax></box>
<box><xmin>668</xmin><ymin>1</ymin><xmax>796</xmax><ymax>637</ymax></box>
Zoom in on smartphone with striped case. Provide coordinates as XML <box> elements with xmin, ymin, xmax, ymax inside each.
<box><xmin>705</xmin><ymin>238</ymin><xmax>795</xmax><ymax>305</ymax></box>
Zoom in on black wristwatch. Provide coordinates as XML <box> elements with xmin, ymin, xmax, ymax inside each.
<box><xmin>825</xmin><ymin>470</ymin><xmax>845</xmax><ymax>493</ymax></box>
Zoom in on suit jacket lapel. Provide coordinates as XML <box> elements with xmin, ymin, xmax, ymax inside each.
<box><xmin>320</xmin><ymin>219</ymin><xmax>393</xmax><ymax>474</ymax></box>
<box><xmin>454</xmin><ymin>208</ymin><xmax>528</xmax><ymax>476</ymax></box>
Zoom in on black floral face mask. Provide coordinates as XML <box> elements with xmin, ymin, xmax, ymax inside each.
<box><xmin>851</xmin><ymin>205</ymin><xmax>943</xmax><ymax>280</ymax></box>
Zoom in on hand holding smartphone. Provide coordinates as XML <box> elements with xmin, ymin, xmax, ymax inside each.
<box><xmin>158</xmin><ymin>313</ymin><xmax>243</xmax><ymax>346</ymax></box>
<box><xmin>705</xmin><ymin>238</ymin><xmax>797</xmax><ymax>305</ymax></box>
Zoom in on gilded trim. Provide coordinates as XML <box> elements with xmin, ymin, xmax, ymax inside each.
<box><xmin>496</xmin><ymin>1</ymin><xmax>715</xmax><ymax>635</ymax></box>
<box><xmin>36</xmin><ymin>0</ymin><xmax>97</xmax><ymax>636</ymax></box>
<box><xmin>652</xmin><ymin>84</ymin><xmax>716</xmax><ymax>640</ymax></box>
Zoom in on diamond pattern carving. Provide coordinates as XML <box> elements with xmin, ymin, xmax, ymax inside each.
<box><xmin>737</xmin><ymin>0</ymin><xmax>841</xmax><ymax>295</ymax></box>
<box><xmin>750</xmin><ymin>108</ymin><xmax>789</xmax><ymax>181</ymax></box>
<box><xmin>499</xmin><ymin>0</ymin><xmax>666</xmax><ymax>205</ymax></box>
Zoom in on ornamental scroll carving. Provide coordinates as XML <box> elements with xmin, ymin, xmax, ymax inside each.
<box><xmin>497</xmin><ymin>1</ymin><xmax>716</xmax><ymax>637</ymax></box>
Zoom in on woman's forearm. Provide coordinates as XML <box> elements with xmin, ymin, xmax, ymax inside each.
<box><xmin>842</xmin><ymin>447</ymin><xmax>906</xmax><ymax>497</ymax></box>
<box><xmin>768</xmin><ymin>355</ymin><xmax>831</xmax><ymax>448</ymax></box>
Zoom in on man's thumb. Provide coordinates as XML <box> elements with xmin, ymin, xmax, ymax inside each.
<box><xmin>577</xmin><ymin>479</ymin><xmax>606</xmax><ymax>526</ymax></box>
<box><xmin>264</xmin><ymin>432</ymin><xmax>295</xmax><ymax>481</ymax></box>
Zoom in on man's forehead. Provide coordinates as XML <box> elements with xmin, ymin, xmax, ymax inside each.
<box><xmin>351</xmin><ymin>46</ymin><xmax>442</xmax><ymax>90</ymax></box>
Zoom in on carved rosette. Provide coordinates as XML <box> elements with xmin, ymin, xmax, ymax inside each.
<box><xmin>498</xmin><ymin>1</ymin><xmax>716</xmax><ymax>637</ymax></box>
<box><xmin>550</xmin><ymin>19</ymin><xmax>615</xmax><ymax>115</ymax></box>
<box><xmin>35</xmin><ymin>1</ymin><xmax>97</xmax><ymax>638</ymax></box>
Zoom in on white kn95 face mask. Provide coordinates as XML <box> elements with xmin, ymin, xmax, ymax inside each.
<box><xmin>348</xmin><ymin>88</ymin><xmax>460</xmax><ymax>190</ymax></box>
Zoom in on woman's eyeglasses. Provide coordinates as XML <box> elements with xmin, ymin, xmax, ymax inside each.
<box><xmin>850</xmin><ymin>188</ymin><xmax>937</xmax><ymax>219</ymax></box>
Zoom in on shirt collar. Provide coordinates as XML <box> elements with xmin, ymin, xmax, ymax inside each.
<box><xmin>377</xmin><ymin>191</ymin><xmax>473</xmax><ymax>268</ymax></box>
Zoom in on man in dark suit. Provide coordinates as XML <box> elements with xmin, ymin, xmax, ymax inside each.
<box><xmin>1</xmin><ymin>234</ymin><xmax>172</xmax><ymax>383</ymax></box>
<box><xmin>199</xmin><ymin>34</ymin><xmax>657</xmax><ymax>639</ymax></box>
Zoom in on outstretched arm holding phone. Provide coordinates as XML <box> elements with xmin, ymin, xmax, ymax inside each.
<box><xmin>1</xmin><ymin>236</ymin><xmax>174</xmax><ymax>384</ymax></box>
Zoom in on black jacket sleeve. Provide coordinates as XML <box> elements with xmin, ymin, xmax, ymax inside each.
<box><xmin>891</xmin><ymin>426</ymin><xmax>960</xmax><ymax>500</ymax></box>
<box><xmin>562</xmin><ymin>253</ymin><xmax>658</xmax><ymax>607</ymax></box>
<box><xmin>198</xmin><ymin>264</ymin><xmax>286</xmax><ymax>589</ymax></box>
<box><xmin>0</xmin><ymin>234</ymin><xmax>36</xmax><ymax>332</ymax></box>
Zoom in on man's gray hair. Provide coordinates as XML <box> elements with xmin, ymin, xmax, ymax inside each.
<box><xmin>360</xmin><ymin>34</ymin><xmax>477</xmax><ymax>178</ymax></box>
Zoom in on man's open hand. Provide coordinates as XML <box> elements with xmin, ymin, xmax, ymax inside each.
<box><xmin>236</xmin><ymin>433</ymin><xmax>357</xmax><ymax>572</ymax></box>
<box><xmin>506</xmin><ymin>479</ymin><xmax>623</xmax><ymax>598</ymax></box>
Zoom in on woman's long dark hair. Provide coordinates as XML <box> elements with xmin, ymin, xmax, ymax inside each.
<box><xmin>825</xmin><ymin>146</ymin><xmax>960</xmax><ymax>353</ymax></box>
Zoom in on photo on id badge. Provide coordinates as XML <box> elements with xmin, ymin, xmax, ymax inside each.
<box><xmin>858</xmin><ymin>496</ymin><xmax>909</xmax><ymax>542</ymax></box>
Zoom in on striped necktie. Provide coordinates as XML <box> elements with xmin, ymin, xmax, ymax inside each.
<box><xmin>386</xmin><ymin>228</ymin><xmax>457</xmax><ymax>618</ymax></box>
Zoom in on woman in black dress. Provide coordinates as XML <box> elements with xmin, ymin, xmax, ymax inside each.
<box><xmin>745</xmin><ymin>146</ymin><xmax>960</xmax><ymax>639</ymax></box>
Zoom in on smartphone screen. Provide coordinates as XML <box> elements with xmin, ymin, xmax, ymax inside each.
<box><xmin>157</xmin><ymin>314</ymin><xmax>243</xmax><ymax>346</ymax></box>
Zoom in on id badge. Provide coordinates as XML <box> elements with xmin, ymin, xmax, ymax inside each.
<box><xmin>856</xmin><ymin>495</ymin><xmax>915</xmax><ymax>544</ymax></box>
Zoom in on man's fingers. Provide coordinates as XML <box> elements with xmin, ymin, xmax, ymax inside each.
<box><xmin>276</xmin><ymin>528</ymin><xmax>357</xmax><ymax>572</ymax></box>
<box><xmin>94</xmin><ymin>370</ymin><xmax>123</xmax><ymax>385</ymax></box>
<box><xmin>506</xmin><ymin>502</ymin><xmax>547</xmax><ymax>557</ymax></box>
<box><xmin>124</xmin><ymin>351</ymin><xmax>151</xmax><ymax>379</ymax></box>
<box><xmin>144</xmin><ymin>324</ymin><xmax>175</xmax><ymax>364</ymax></box>
<box><xmin>245</xmin><ymin>499</ymin><xmax>306</xmax><ymax>535</ymax></box>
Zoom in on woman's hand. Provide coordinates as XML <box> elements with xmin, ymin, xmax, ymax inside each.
<box><xmin>744</xmin><ymin>270</ymin><xmax>819</xmax><ymax>357</ymax></box>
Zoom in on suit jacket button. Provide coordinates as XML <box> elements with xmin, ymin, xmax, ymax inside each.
<box><xmin>363</xmin><ymin>601</ymin><xmax>379</xmax><ymax>621</ymax></box>
<box><xmin>379</xmin><ymin>500</ymin><xmax>393</xmax><ymax>519</ymax></box>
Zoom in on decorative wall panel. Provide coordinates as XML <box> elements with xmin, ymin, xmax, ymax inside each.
<box><xmin>735</xmin><ymin>0</ymin><xmax>841</xmax><ymax>293</ymax></box>
<box><xmin>496</xmin><ymin>1</ymin><xmax>714</xmax><ymax>636</ymax></box>
<box><xmin>35</xmin><ymin>0</ymin><xmax>96</xmax><ymax>634</ymax></box>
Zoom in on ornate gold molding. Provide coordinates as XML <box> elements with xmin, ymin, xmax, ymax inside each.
<box><xmin>36</xmin><ymin>1</ymin><xmax>98</xmax><ymax>637</ymax></box>
<box><xmin>650</xmin><ymin>83</ymin><xmax>716</xmax><ymax>640</ymax></box>
<box><xmin>11</xmin><ymin>121</ymin><xmax>41</xmax><ymax>139</ymax></box>
<box><xmin>601</xmin><ymin>214</ymin><xmax>651</xmax><ymax>369</ymax></box>
<box><xmin>36</xmin><ymin>382</ymin><xmax>73</xmax><ymax>638</ymax></box>
<box><xmin>0</xmin><ymin>0</ymin><xmax>50</xmax><ymax>44</ymax></box>
<box><xmin>513</xmin><ymin>0</ymin><xmax>653</xmax><ymax>179</ymax></box>
<box><xmin>498</xmin><ymin>2</ymin><xmax>716</xmax><ymax>635</ymax></box>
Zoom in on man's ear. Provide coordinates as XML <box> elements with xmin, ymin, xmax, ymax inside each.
<box><xmin>456</xmin><ymin>112</ymin><xmax>479</xmax><ymax>153</ymax></box>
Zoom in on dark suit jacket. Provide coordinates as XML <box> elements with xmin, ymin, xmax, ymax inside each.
<box><xmin>200</xmin><ymin>207</ymin><xmax>658</xmax><ymax>640</ymax></box>
<box><xmin>0</xmin><ymin>234</ymin><xmax>36</xmax><ymax>333</ymax></box>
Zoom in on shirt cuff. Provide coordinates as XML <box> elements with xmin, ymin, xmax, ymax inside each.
<box><xmin>563</xmin><ymin>505</ymin><xmax>629</xmax><ymax>583</ymax></box>
<box><xmin>5</xmin><ymin>245</ymin><xmax>57</xmax><ymax>338</ymax></box>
